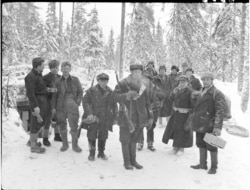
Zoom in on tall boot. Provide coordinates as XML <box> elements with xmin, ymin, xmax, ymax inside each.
<box><xmin>121</xmin><ymin>143</ymin><xmax>133</xmax><ymax>170</ymax></box>
<box><xmin>130</xmin><ymin>142</ymin><xmax>143</xmax><ymax>169</ymax></box>
<box><xmin>88</xmin><ymin>139</ymin><xmax>96</xmax><ymax>161</ymax></box>
<box><xmin>54</xmin><ymin>126</ymin><xmax>62</xmax><ymax>142</ymax></box>
<box><xmin>30</xmin><ymin>133</ymin><xmax>46</xmax><ymax>154</ymax></box>
<box><xmin>147</xmin><ymin>142</ymin><xmax>156</xmax><ymax>152</ymax></box>
<box><xmin>71</xmin><ymin>133</ymin><xmax>82</xmax><ymax>153</ymax></box>
<box><xmin>208</xmin><ymin>151</ymin><xmax>218</xmax><ymax>174</ymax></box>
<box><xmin>97</xmin><ymin>140</ymin><xmax>108</xmax><ymax>160</ymax></box>
<box><xmin>191</xmin><ymin>148</ymin><xmax>208</xmax><ymax>170</ymax></box>
<box><xmin>60</xmin><ymin>131</ymin><xmax>69</xmax><ymax>152</ymax></box>
<box><xmin>43</xmin><ymin>129</ymin><xmax>51</xmax><ymax>147</ymax></box>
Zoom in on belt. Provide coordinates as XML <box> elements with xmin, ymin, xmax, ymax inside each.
<box><xmin>173</xmin><ymin>106</ymin><xmax>191</xmax><ymax>113</ymax></box>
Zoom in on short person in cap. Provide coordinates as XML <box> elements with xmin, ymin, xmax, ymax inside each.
<box><xmin>190</xmin><ymin>72</ymin><xmax>225</xmax><ymax>174</ymax></box>
<box><xmin>145</xmin><ymin>61</ymin><xmax>158</xmax><ymax>76</ymax></box>
<box><xmin>82</xmin><ymin>73</ymin><xmax>139</xmax><ymax>161</ymax></box>
<box><xmin>168</xmin><ymin>65</ymin><xmax>180</xmax><ymax>92</ymax></box>
<box><xmin>185</xmin><ymin>67</ymin><xmax>202</xmax><ymax>91</ymax></box>
<box><xmin>52</xmin><ymin>61</ymin><xmax>83</xmax><ymax>153</ymax></box>
<box><xmin>162</xmin><ymin>75</ymin><xmax>194</xmax><ymax>156</ymax></box>
<box><xmin>113</xmin><ymin>63</ymin><xmax>154</xmax><ymax>170</ymax></box>
<box><xmin>42</xmin><ymin>60</ymin><xmax>62</xmax><ymax>147</ymax></box>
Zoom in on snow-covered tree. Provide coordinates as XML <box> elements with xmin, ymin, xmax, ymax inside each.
<box><xmin>83</xmin><ymin>8</ymin><xmax>105</xmax><ymax>73</ymax></box>
<box><xmin>155</xmin><ymin>21</ymin><xmax>167</xmax><ymax>68</ymax></box>
<box><xmin>46</xmin><ymin>2</ymin><xmax>58</xmax><ymax>31</ymax></box>
<box><xmin>104</xmin><ymin>29</ymin><xmax>115</xmax><ymax>69</ymax></box>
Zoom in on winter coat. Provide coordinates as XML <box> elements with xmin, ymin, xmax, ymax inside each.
<box><xmin>191</xmin><ymin>85</ymin><xmax>225</xmax><ymax>133</ymax></box>
<box><xmin>189</xmin><ymin>75</ymin><xmax>202</xmax><ymax>91</ymax></box>
<box><xmin>43</xmin><ymin>72</ymin><xmax>61</xmax><ymax>100</ymax></box>
<box><xmin>24</xmin><ymin>69</ymin><xmax>48</xmax><ymax>110</ymax></box>
<box><xmin>168</xmin><ymin>73</ymin><xmax>179</xmax><ymax>92</ymax></box>
<box><xmin>113</xmin><ymin>74</ymin><xmax>153</xmax><ymax>129</ymax></box>
<box><xmin>52</xmin><ymin>75</ymin><xmax>83</xmax><ymax>110</ymax></box>
<box><xmin>82</xmin><ymin>84</ymin><xmax>127</xmax><ymax>135</ymax></box>
<box><xmin>154</xmin><ymin>74</ymin><xmax>172</xmax><ymax>117</ymax></box>
<box><xmin>162</xmin><ymin>86</ymin><xmax>193</xmax><ymax>148</ymax></box>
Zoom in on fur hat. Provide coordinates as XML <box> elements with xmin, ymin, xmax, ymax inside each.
<box><xmin>171</xmin><ymin>65</ymin><xmax>179</xmax><ymax>72</ymax></box>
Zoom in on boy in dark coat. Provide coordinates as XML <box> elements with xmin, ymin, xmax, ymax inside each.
<box><xmin>190</xmin><ymin>72</ymin><xmax>225</xmax><ymax>174</ymax></box>
<box><xmin>162</xmin><ymin>75</ymin><xmax>194</xmax><ymax>156</ymax></box>
<box><xmin>42</xmin><ymin>60</ymin><xmax>62</xmax><ymax>146</ymax></box>
<box><xmin>185</xmin><ymin>67</ymin><xmax>202</xmax><ymax>91</ymax></box>
<box><xmin>168</xmin><ymin>65</ymin><xmax>179</xmax><ymax>92</ymax></box>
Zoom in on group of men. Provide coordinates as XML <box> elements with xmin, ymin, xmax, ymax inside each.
<box><xmin>24</xmin><ymin>57</ymin><xmax>225</xmax><ymax>174</ymax></box>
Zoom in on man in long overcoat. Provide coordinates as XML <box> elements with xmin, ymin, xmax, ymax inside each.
<box><xmin>162</xmin><ymin>75</ymin><xmax>193</xmax><ymax>156</ymax></box>
<box><xmin>82</xmin><ymin>73</ymin><xmax>138</xmax><ymax>161</ymax></box>
<box><xmin>190</xmin><ymin>72</ymin><xmax>225</xmax><ymax>174</ymax></box>
<box><xmin>113</xmin><ymin>64</ymin><xmax>153</xmax><ymax>170</ymax></box>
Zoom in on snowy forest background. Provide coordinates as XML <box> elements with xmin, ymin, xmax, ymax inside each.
<box><xmin>2</xmin><ymin>2</ymin><xmax>249</xmax><ymax>113</ymax></box>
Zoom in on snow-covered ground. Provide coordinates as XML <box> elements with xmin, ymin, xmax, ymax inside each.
<box><xmin>1</xmin><ymin>70</ymin><xmax>250</xmax><ymax>189</ymax></box>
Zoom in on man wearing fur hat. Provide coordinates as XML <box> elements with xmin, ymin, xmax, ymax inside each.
<box><xmin>190</xmin><ymin>72</ymin><xmax>225</xmax><ymax>174</ymax></box>
<box><xmin>82</xmin><ymin>73</ymin><xmax>138</xmax><ymax>161</ymax></box>
<box><xmin>113</xmin><ymin>63</ymin><xmax>153</xmax><ymax>170</ymax></box>
<box><xmin>168</xmin><ymin>65</ymin><xmax>180</xmax><ymax>92</ymax></box>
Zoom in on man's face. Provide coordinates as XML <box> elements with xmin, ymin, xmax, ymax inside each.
<box><xmin>147</xmin><ymin>64</ymin><xmax>153</xmax><ymax>69</ymax></box>
<box><xmin>159</xmin><ymin>69</ymin><xmax>166</xmax><ymax>75</ymax></box>
<box><xmin>37</xmin><ymin>62</ymin><xmax>45</xmax><ymax>73</ymax></box>
<box><xmin>179</xmin><ymin>80</ymin><xmax>188</xmax><ymax>88</ymax></box>
<box><xmin>98</xmin><ymin>79</ymin><xmax>108</xmax><ymax>89</ymax></box>
<box><xmin>182</xmin><ymin>66</ymin><xmax>188</xmax><ymax>72</ymax></box>
<box><xmin>171</xmin><ymin>69</ymin><xmax>177</xmax><ymax>74</ymax></box>
<box><xmin>131</xmin><ymin>69</ymin><xmax>142</xmax><ymax>79</ymax></box>
<box><xmin>51</xmin><ymin>66</ymin><xmax>59</xmax><ymax>75</ymax></box>
<box><xmin>201</xmin><ymin>77</ymin><xmax>213</xmax><ymax>88</ymax></box>
<box><xmin>185</xmin><ymin>71</ymin><xmax>193</xmax><ymax>78</ymax></box>
<box><xmin>61</xmin><ymin>65</ymin><xmax>71</xmax><ymax>76</ymax></box>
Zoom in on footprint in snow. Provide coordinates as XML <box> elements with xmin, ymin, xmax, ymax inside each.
<box><xmin>99</xmin><ymin>175</ymin><xmax>104</xmax><ymax>179</ymax></box>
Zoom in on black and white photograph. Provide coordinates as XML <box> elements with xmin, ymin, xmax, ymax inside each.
<box><xmin>1</xmin><ymin>2</ymin><xmax>250</xmax><ymax>189</ymax></box>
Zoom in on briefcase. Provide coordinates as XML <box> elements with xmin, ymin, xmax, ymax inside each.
<box><xmin>203</xmin><ymin>133</ymin><xmax>226</xmax><ymax>149</ymax></box>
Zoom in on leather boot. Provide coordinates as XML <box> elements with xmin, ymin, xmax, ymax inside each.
<box><xmin>208</xmin><ymin>151</ymin><xmax>218</xmax><ymax>174</ymax></box>
<box><xmin>130</xmin><ymin>142</ymin><xmax>143</xmax><ymax>169</ymax></box>
<box><xmin>121</xmin><ymin>143</ymin><xmax>133</xmax><ymax>170</ymax></box>
<box><xmin>71</xmin><ymin>133</ymin><xmax>82</xmax><ymax>153</ymax></box>
<box><xmin>97</xmin><ymin>140</ymin><xmax>108</xmax><ymax>160</ymax></box>
<box><xmin>27</xmin><ymin>139</ymin><xmax>42</xmax><ymax>147</ymax></box>
<box><xmin>60</xmin><ymin>131</ymin><xmax>69</xmax><ymax>152</ymax></box>
<box><xmin>191</xmin><ymin>148</ymin><xmax>208</xmax><ymax>170</ymax></box>
<box><xmin>147</xmin><ymin>142</ymin><xmax>156</xmax><ymax>152</ymax></box>
<box><xmin>30</xmin><ymin>133</ymin><xmax>46</xmax><ymax>153</ymax></box>
<box><xmin>88</xmin><ymin>140</ymin><xmax>96</xmax><ymax>161</ymax></box>
<box><xmin>54</xmin><ymin>133</ymin><xmax>62</xmax><ymax>142</ymax></box>
<box><xmin>137</xmin><ymin>143</ymin><xmax>143</xmax><ymax>151</ymax></box>
<box><xmin>43</xmin><ymin>129</ymin><xmax>51</xmax><ymax>146</ymax></box>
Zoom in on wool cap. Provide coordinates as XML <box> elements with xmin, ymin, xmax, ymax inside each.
<box><xmin>97</xmin><ymin>73</ymin><xmax>109</xmax><ymax>80</ymax></box>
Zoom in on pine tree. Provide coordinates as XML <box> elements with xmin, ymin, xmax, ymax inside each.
<box><xmin>104</xmin><ymin>29</ymin><xmax>115</xmax><ymax>69</ymax></box>
<box><xmin>83</xmin><ymin>8</ymin><xmax>105</xmax><ymax>73</ymax></box>
<box><xmin>125</xmin><ymin>3</ymin><xmax>155</xmax><ymax>66</ymax></box>
<box><xmin>46</xmin><ymin>2</ymin><xmax>58</xmax><ymax>31</ymax></box>
<box><xmin>155</xmin><ymin>21</ymin><xmax>167</xmax><ymax>68</ymax></box>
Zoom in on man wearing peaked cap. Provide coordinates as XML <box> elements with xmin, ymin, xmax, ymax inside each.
<box><xmin>97</xmin><ymin>73</ymin><xmax>109</xmax><ymax>80</ymax></box>
<box><xmin>200</xmin><ymin>72</ymin><xmax>215</xmax><ymax>80</ymax></box>
<box><xmin>130</xmin><ymin>64</ymin><xmax>143</xmax><ymax>71</ymax></box>
<box><xmin>178</xmin><ymin>75</ymin><xmax>189</xmax><ymax>82</ymax></box>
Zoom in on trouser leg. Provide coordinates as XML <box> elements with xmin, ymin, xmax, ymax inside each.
<box><xmin>121</xmin><ymin>143</ymin><xmax>133</xmax><ymax>170</ymax></box>
<box><xmin>88</xmin><ymin>139</ymin><xmax>96</xmax><ymax>161</ymax></box>
<box><xmin>130</xmin><ymin>142</ymin><xmax>143</xmax><ymax>169</ymax></box>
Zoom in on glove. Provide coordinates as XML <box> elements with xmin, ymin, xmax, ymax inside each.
<box><xmin>212</xmin><ymin>128</ymin><xmax>221</xmax><ymax>136</ymax></box>
<box><xmin>87</xmin><ymin>114</ymin><xmax>94</xmax><ymax>121</ymax></box>
<box><xmin>126</xmin><ymin>90</ymin><xmax>139</xmax><ymax>100</ymax></box>
<box><xmin>147</xmin><ymin>119</ymin><xmax>153</xmax><ymax>130</ymax></box>
<box><xmin>33</xmin><ymin>107</ymin><xmax>40</xmax><ymax>115</ymax></box>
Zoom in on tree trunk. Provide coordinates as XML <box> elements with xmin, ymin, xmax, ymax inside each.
<box><xmin>119</xmin><ymin>3</ymin><xmax>125</xmax><ymax>79</ymax></box>
<box><xmin>70</xmin><ymin>2</ymin><xmax>75</xmax><ymax>60</ymax></box>
<box><xmin>241</xmin><ymin>59</ymin><xmax>249</xmax><ymax>112</ymax></box>
<box><xmin>59</xmin><ymin>2</ymin><xmax>62</xmax><ymax>36</ymax></box>
<box><xmin>238</xmin><ymin>3</ymin><xmax>246</xmax><ymax>93</ymax></box>
<box><xmin>230</xmin><ymin>4</ymin><xmax>236</xmax><ymax>82</ymax></box>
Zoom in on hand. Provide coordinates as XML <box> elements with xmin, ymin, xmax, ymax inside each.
<box><xmin>87</xmin><ymin>114</ymin><xmax>94</xmax><ymax>121</ymax></box>
<box><xmin>126</xmin><ymin>90</ymin><xmax>139</xmax><ymax>100</ymax></box>
<box><xmin>212</xmin><ymin>128</ymin><xmax>221</xmax><ymax>136</ymax></box>
<box><xmin>34</xmin><ymin>107</ymin><xmax>40</xmax><ymax>115</ymax></box>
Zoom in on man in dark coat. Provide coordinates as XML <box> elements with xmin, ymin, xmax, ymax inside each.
<box><xmin>137</xmin><ymin>67</ymin><xmax>165</xmax><ymax>152</ymax></box>
<box><xmin>162</xmin><ymin>75</ymin><xmax>193</xmax><ymax>156</ymax></box>
<box><xmin>24</xmin><ymin>57</ymin><xmax>48</xmax><ymax>153</ymax></box>
<box><xmin>82</xmin><ymin>73</ymin><xmax>137</xmax><ymax>161</ymax></box>
<box><xmin>42</xmin><ymin>60</ymin><xmax>62</xmax><ymax>146</ymax></box>
<box><xmin>52</xmin><ymin>61</ymin><xmax>83</xmax><ymax>153</ymax></box>
<box><xmin>168</xmin><ymin>65</ymin><xmax>179</xmax><ymax>92</ymax></box>
<box><xmin>185</xmin><ymin>67</ymin><xmax>202</xmax><ymax>91</ymax></box>
<box><xmin>113</xmin><ymin>64</ymin><xmax>153</xmax><ymax>170</ymax></box>
<box><xmin>145</xmin><ymin>61</ymin><xmax>158</xmax><ymax>76</ymax></box>
<box><xmin>155</xmin><ymin>65</ymin><xmax>172</xmax><ymax>117</ymax></box>
<box><xmin>190</xmin><ymin>72</ymin><xmax>225</xmax><ymax>174</ymax></box>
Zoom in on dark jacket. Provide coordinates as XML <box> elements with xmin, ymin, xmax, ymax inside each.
<box><xmin>191</xmin><ymin>85</ymin><xmax>225</xmax><ymax>133</ymax></box>
<box><xmin>154</xmin><ymin>74</ymin><xmax>172</xmax><ymax>117</ymax></box>
<box><xmin>43</xmin><ymin>72</ymin><xmax>61</xmax><ymax>100</ymax></box>
<box><xmin>162</xmin><ymin>86</ymin><xmax>194</xmax><ymax>148</ymax></box>
<box><xmin>189</xmin><ymin>75</ymin><xmax>202</xmax><ymax>91</ymax></box>
<box><xmin>52</xmin><ymin>75</ymin><xmax>83</xmax><ymax>110</ymax></box>
<box><xmin>24</xmin><ymin>69</ymin><xmax>47</xmax><ymax>110</ymax></box>
<box><xmin>168</xmin><ymin>73</ymin><xmax>179</xmax><ymax>92</ymax></box>
<box><xmin>113</xmin><ymin>74</ymin><xmax>153</xmax><ymax>129</ymax></box>
<box><xmin>82</xmin><ymin>84</ymin><xmax>127</xmax><ymax>133</ymax></box>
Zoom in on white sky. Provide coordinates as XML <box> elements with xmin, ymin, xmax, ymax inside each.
<box><xmin>36</xmin><ymin>2</ymin><xmax>172</xmax><ymax>43</ymax></box>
